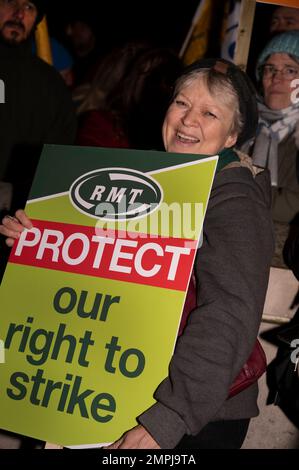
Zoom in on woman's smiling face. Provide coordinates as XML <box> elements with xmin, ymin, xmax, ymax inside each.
<box><xmin>162</xmin><ymin>76</ymin><xmax>238</xmax><ymax>156</ymax></box>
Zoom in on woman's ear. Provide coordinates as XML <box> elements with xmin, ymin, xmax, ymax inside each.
<box><xmin>224</xmin><ymin>132</ymin><xmax>238</xmax><ymax>149</ymax></box>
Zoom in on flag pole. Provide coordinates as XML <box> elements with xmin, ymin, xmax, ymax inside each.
<box><xmin>233</xmin><ymin>0</ymin><xmax>256</xmax><ymax>71</ymax></box>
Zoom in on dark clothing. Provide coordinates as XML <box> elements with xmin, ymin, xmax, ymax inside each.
<box><xmin>243</xmin><ymin>125</ymin><xmax>299</xmax><ymax>268</ymax></box>
<box><xmin>0</xmin><ymin>41</ymin><xmax>77</xmax><ymax>211</ymax></box>
<box><xmin>139</xmin><ymin>161</ymin><xmax>274</xmax><ymax>448</ymax></box>
<box><xmin>72</xmin><ymin>49</ymin><xmax>101</xmax><ymax>87</ymax></box>
<box><xmin>176</xmin><ymin>419</ymin><xmax>250</xmax><ymax>449</ymax></box>
<box><xmin>77</xmin><ymin>109</ymin><xmax>129</xmax><ymax>149</ymax></box>
<box><xmin>283</xmin><ymin>213</ymin><xmax>299</xmax><ymax>282</ymax></box>
<box><xmin>0</xmin><ymin>38</ymin><xmax>76</xmax><ymax>447</ymax></box>
<box><xmin>271</xmin><ymin>129</ymin><xmax>299</xmax><ymax>225</ymax></box>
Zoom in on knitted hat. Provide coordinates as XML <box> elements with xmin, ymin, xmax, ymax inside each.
<box><xmin>256</xmin><ymin>31</ymin><xmax>299</xmax><ymax>80</ymax></box>
<box><xmin>180</xmin><ymin>58</ymin><xmax>258</xmax><ymax>147</ymax></box>
<box><xmin>31</xmin><ymin>0</ymin><xmax>47</xmax><ymax>25</ymax></box>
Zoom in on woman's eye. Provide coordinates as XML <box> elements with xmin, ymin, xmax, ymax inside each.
<box><xmin>204</xmin><ymin>111</ymin><xmax>217</xmax><ymax>119</ymax></box>
<box><xmin>174</xmin><ymin>99</ymin><xmax>187</xmax><ymax>107</ymax></box>
<box><xmin>286</xmin><ymin>67</ymin><xmax>297</xmax><ymax>75</ymax></box>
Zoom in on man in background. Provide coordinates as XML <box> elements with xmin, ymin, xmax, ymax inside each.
<box><xmin>270</xmin><ymin>6</ymin><xmax>299</xmax><ymax>35</ymax></box>
<box><xmin>0</xmin><ymin>0</ymin><xmax>77</xmax><ymax>447</ymax></box>
<box><xmin>0</xmin><ymin>0</ymin><xmax>76</xmax><ymax>216</ymax></box>
<box><xmin>0</xmin><ymin>0</ymin><xmax>77</xmax><ymax>285</ymax></box>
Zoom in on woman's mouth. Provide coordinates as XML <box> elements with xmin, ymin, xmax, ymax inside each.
<box><xmin>176</xmin><ymin>131</ymin><xmax>200</xmax><ymax>144</ymax></box>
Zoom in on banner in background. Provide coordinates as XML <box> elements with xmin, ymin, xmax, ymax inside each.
<box><xmin>0</xmin><ymin>145</ymin><xmax>217</xmax><ymax>447</ymax></box>
<box><xmin>221</xmin><ymin>0</ymin><xmax>241</xmax><ymax>61</ymax></box>
<box><xmin>180</xmin><ymin>0</ymin><xmax>214</xmax><ymax>64</ymax></box>
<box><xmin>258</xmin><ymin>1</ymin><xmax>299</xmax><ymax>7</ymax></box>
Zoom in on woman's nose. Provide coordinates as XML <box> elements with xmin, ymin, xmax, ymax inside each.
<box><xmin>182</xmin><ymin>108</ymin><xmax>199</xmax><ymax>127</ymax></box>
<box><xmin>271</xmin><ymin>69</ymin><xmax>285</xmax><ymax>82</ymax></box>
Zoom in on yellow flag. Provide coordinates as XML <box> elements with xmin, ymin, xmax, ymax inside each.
<box><xmin>180</xmin><ymin>0</ymin><xmax>214</xmax><ymax>65</ymax></box>
<box><xmin>35</xmin><ymin>16</ymin><xmax>53</xmax><ymax>66</ymax></box>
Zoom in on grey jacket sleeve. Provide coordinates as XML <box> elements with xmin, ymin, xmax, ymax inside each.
<box><xmin>138</xmin><ymin>168</ymin><xmax>274</xmax><ymax>448</ymax></box>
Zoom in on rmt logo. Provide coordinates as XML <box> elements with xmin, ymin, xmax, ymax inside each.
<box><xmin>0</xmin><ymin>79</ymin><xmax>5</xmax><ymax>104</ymax></box>
<box><xmin>70</xmin><ymin>168</ymin><xmax>163</xmax><ymax>221</ymax></box>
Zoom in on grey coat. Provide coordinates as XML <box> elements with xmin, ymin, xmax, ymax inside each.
<box><xmin>139</xmin><ymin>164</ymin><xmax>274</xmax><ymax>448</ymax></box>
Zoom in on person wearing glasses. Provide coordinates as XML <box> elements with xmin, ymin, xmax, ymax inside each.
<box><xmin>242</xmin><ymin>31</ymin><xmax>299</xmax><ymax>268</ymax></box>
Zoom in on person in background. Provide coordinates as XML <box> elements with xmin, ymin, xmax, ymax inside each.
<box><xmin>32</xmin><ymin>36</ymin><xmax>74</xmax><ymax>87</ymax></box>
<box><xmin>0</xmin><ymin>0</ymin><xmax>77</xmax><ymax>217</ymax></box>
<box><xmin>0</xmin><ymin>0</ymin><xmax>76</xmax><ymax>448</ymax></box>
<box><xmin>118</xmin><ymin>46</ymin><xmax>183</xmax><ymax>151</ymax></box>
<box><xmin>270</xmin><ymin>6</ymin><xmax>299</xmax><ymax>35</ymax></box>
<box><xmin>73</xmin><ymin>40</ymin><xmax>151</xmax><ymax>148</ymax></box>
<box><xmin>76</xmin><ymin>42</ymin><xmax>182</xmax><ymax>151</ymax></box>
<box><xmin>1</xmin><ymin>58</ymin><xmax>274</xmax><ymax>449</ymax></box>
<box><xmin>63</xmin><ymin>15</ymin><xmax>99</xmax><ymax>86</ymax></box>
<box><xmin>0</xmin><ymin>0</ymin><xmax>77</xmax><ymax>274</ymax></box>
<box><xmin>73</xmin><ymin>41</ymin><xmax>152</xmax><ymax>114</ymax></box>
<box><xmin>241</xmin><ymin>31</ymin><xmax>299</xmax><ymax>268</ymax></box>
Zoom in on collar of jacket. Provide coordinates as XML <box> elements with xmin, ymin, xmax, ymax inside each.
<box><xmin>216</xmin><ymin>148</ymin><xmax>240</xmax><ymax>173</ymax></box>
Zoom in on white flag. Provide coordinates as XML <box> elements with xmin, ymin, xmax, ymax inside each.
<box><xmin>221</xmin><ymin>0</ymin><xmax>241</xmax><ymax>61</ymax></box>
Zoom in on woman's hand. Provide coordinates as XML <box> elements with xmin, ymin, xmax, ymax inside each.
<box><xmin>0</xmin><ymin>209</ymin><xmax>33</xmax><ymax>247</ymax></box>
<box><xmin>105</xmin><ymin>425</ymin><xmax>160</xmax><ymax>449</ymax></box>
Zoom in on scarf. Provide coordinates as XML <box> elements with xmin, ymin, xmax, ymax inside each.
<box><xmin>247</xmin><ymin>99</ymin><xmax>299</xmax><ymax>186</ymax></box>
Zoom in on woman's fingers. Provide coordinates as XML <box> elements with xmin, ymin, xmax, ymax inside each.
<box><xmin>5</xmin><ymin>237</ymin><xmax>16</xmax><ymax>248</ymax></box>
<box><xmin>0</xmin><ymin>210</ymin><xmax>33</xmax><ymax>246</ymax></box>
<box><xmin>15</xmin><ymin>209</ymin><xmax>33</xmax><ymax>229</ymax></box>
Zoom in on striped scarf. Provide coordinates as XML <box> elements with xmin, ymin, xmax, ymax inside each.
<box><xmin>248</xmin><ymin>100</ymin><xmax>299</xmax><ymax>186</ymax></box>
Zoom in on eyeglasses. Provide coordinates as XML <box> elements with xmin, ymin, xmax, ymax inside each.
<box><xmin>262</xmin><ymin>64</ymin><xmax>299</xmax><ymax>80</ymax></box>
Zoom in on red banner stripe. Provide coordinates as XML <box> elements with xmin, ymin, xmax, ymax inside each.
<box><xmin>9</xmin><ymin>220</ymin><xmax>197</xmax><ymax>291</ymax></box>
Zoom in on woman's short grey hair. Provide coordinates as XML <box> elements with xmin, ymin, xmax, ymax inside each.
<box><xmin>173</xmin><ymin>68</ymin><xmax>243</xmax><ymax>137</ymax></box>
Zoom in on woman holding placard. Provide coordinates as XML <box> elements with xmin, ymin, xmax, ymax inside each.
<box><xmin>0</xmin><ymin>58</ymin><xmax>274</xmax><ymax>449</ymax></box>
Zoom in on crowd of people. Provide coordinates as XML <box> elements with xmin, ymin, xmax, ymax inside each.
<box><xmin>0</xmin><ymin>0</ymin><xmax>299</xmax><ymax>450</ymax></box>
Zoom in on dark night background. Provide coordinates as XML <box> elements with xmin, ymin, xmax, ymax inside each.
<box><xmin>46</xmin><ymin>0</ymin><xmax>200</xmax><ymax>54</ymax></box>
<box><xmin>44</xmin><ymin>0</ymin><xmax>277</xmax><ymax>82</ymax></box>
